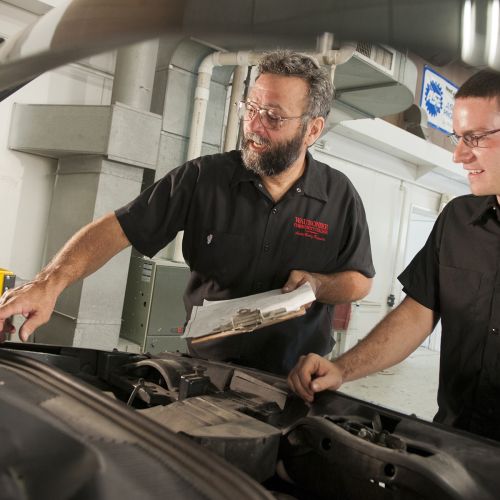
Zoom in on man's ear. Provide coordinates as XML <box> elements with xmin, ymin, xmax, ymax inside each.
<box><xmin>305</xmin><ymin>116</ymin><xmax>325</xmax><ymax>147</ymax></box>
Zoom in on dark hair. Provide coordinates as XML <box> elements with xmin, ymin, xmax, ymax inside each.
<box><xmin>256</xmin><ymin>49</ymin><xmax>334</xmax><ymax>119</ymax></box>
<box><xmin>455</xmin><ymin>69</ymin><xmax>500</xmax><ymax>100</ymax></box>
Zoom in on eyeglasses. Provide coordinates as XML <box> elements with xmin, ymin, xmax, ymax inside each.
<box><xmin>448</xmin><ymin>128</ymin><xmax>500</xmax><ymax>148</ymax></box>
<box><xmin>236</xmin><ymin>100</ymin><xmax>308</xmax><ymax>130</ymax></box>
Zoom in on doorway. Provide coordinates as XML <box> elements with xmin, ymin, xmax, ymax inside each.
<box><xmin>403</xmin><ymin>206</ymin><xmax>441</xmax><ymax>351</ymax></box>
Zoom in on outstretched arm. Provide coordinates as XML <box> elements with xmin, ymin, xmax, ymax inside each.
<box><xmin>0</xmin><ymin>212</ymin><xmax>130</xmax><ymax>341</ymax></box>
<box><xmin>287</xmin><ymin>296</ymin><xmax>437</xmax><ymax>402</ymax></box>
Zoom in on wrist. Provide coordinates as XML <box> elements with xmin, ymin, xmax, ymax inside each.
<box><xmin>308</xmin><ymin>272</ymin><xmax>323</xmax><ymax>298</ymax></box>
<box><xmin>333</xmin><ymin>358</ymin><xmax>349</xmax><ymax>384</ymax></box>
<box><xmin>36</xmin><ymin>265</ymin><xmax>71</xmax><ymax>295</ymax></box>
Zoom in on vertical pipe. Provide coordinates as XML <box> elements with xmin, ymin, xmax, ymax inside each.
<box><xmin>390</xmin><ymin>182</ymin><xmax>410</xmax><ymax>302</ymax></box>
<box><xmin>186</xmin><ymin>68</ymin><xmax>213</xmax><ymax>160</ymax></box>
<box><xmin>187</xmin><ymin>51</ymin><xmax>261</xmax><ymax>162</ymax></box>
<box><xmin>223</xmin><ymin>65</ymin><xmax>247</xmax><ymax>152</ymax></box>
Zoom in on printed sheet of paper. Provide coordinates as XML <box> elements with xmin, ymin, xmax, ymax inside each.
<box><xmin>183</xmin><ymin>282</ymin><xmax>316</xmax><ymax>341</ymax></box>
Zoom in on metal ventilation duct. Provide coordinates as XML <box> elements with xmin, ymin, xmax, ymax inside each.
<box><xmin>333</xmin><ymin>43</ymin><xmax>417</xmax><ymax>120</ymax></box>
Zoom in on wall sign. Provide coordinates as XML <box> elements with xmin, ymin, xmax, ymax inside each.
<box><xmin>420</xmin><ymin>66</ymin><xmax>458</xmax><ymax>135</ymax></box>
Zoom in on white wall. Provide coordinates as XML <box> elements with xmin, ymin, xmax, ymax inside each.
<box><xmin>0</xmin><ymin>2</ymin><xmax>36</xmax><ymax>37</ymax></box>
<box><xmin>0</xmin><ymin>1</ymin><xmax>114</xmax><ymax>278</ymax></box>
<box><xmin>39</xmin><ymin>0</ymin><xmax>65</xmax><ymax>6</ymax></box>
<box><xmin>314</xmin><ymin>128</ymin><xmax>468</xmax><ymax>346</ymax></box>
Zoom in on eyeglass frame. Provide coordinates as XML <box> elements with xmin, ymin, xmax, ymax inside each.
<box><xmin>448</xmin><ymin>128</ymin><xmax>500</xmax><ymax>148</ymax></box>
<box><xmin>236</xmin><ymin>100</ymin><xmax>310</xmax><ymax>130</ymax></box>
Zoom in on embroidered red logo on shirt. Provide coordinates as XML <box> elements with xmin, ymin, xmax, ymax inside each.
<box><xmin>293</xmin><ymin>217</ymin><xmax>329</xmax><ymax>241</ymax></box>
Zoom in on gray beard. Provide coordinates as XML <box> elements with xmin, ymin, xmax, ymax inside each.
<box><xmin>242</xmin><ymin>129</ymin><xmax>305</xmax><ymax>177</ymax></box>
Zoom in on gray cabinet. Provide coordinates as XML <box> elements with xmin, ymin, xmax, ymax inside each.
<box><xmin>120</xmin><ymin>254</ymin><xmax>190</xmax><ymax>354</ymax></box>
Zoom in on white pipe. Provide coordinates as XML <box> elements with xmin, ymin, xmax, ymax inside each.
<box><xmin>390</xmin><ymin>182</ymin><xmax>410</xmax><ymax>301</ymax></box>
<box><xmin>223</xmin><ymin>65</ymin><xmax>247</xmax><ymax>152</ymax></box>
<box><xmin>186</xmin><ymin>50</ymin><xmax>262</xmax><ymax>161</ymax></box>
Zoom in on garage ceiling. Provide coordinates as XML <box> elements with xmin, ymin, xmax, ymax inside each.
<box><xmin>0</xmin><ymin>0</ymin><xmax>463</xmax><ymax>95</ymax></box>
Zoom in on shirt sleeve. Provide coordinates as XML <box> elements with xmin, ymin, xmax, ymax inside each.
<box><xmin>398</xmin><ymin>209</ymin><xmax>446</xmax><ymax>312</ymax></box>
<box><xmin>115</xmin><ymin>160</ymin><xmax>200</xmax><ymax>258</ymax></box>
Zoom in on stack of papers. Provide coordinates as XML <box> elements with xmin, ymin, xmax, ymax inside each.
<box><xmin>183</xmin><ymin>282</ymin><xmax>316</xmax><ymax>343</ymax></box>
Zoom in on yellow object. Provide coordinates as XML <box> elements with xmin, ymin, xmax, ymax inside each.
<box><xmin>0</xmin><ymin>268</ymin><xmax>15</xmax><ymax>294</ymax></box>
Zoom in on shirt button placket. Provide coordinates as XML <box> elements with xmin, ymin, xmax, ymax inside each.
<box><xmin>264</xmin><ymin>206</ymin><xmax>278</xmax><ymax>252</ymax></box>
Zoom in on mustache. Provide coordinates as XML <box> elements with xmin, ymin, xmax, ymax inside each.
<box><xmin>243</xmin><ymin>133</ymin><xmax>271</xmax><ymax>148</ymax></box>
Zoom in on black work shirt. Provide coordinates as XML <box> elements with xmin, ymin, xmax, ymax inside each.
<box><xmin>116</xmin><ymin>150</ymin><xmax>374</xmax><ymax>374</ymax></box>
<box><xmin>399</xmin><ymin>194</ymin><xmax>500</xmax><ymax>440</ymax></box>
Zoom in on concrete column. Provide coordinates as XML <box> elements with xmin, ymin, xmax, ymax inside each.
<box><xmin>35</xmin><ymin>158</ymin><xmax>143</xmax><ymax>350</ymax></box>
<box><xmin>31</xmin><ymin>40</ymin><xmax>161</xmax><ymax>349</ymax></box>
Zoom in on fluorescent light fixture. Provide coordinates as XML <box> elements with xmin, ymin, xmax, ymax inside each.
<box><xmin>462</xmin><ymin>0</ymin><xmax>474</xmax><ymax>60</ymax></box>
<box><xmin>487</xmin><ymin>0</ymin><xmax>500</xmax><ymax>69</ymax></box>
<box><xmin>461</xmin><ymin>0</ymin><xmax>488</xmax><ymax>66</ymax></box>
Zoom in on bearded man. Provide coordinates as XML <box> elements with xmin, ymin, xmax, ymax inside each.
<box><xmin>0</xmin><ymin>50</ymin><xmax>374</xmax><ymax>374</ymax></box>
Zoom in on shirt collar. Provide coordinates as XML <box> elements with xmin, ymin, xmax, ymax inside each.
<box><xmin>300</xmin><ymin>151</ymin><xmax>329</xmax><ymax>202</ymax></box>
<box><xmin>231</xmin><ymin>150</ymin><xmax>329</xmax><ymax>202</ymax></box>
<box><xmin>230</xmin><ymin>151</ymin><xmax>260</xmax><ymax>187</ymax></box>
<box><xmin>469</xmin><ymin>195</ymin><xmax>499</xmax><ymax>224</ymax></box>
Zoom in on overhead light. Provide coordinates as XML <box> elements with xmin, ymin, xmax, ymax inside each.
<box><xmin>462</xmin><ymin>0</ymin><xmax>474</xmax><ymax>60</ymax></box>
<box><xmin>487</xmin><ymin>0</ymin><xmax>500</xmax><ymax>69</ymax></box>
<box><xmin>461</xmin><ymin>0</ymin><xmax>488</xmax><ymax>66</ymax></box>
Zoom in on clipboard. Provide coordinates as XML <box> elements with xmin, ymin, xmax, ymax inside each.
<box><xmin>183</xmin><ymin>282</ymin><xmax>316</xmax><ymax>343</ymax></box>
<box><xmin>190</xmin><ymin>306</ymin><xmax>307</xmax><ymax>344</ymax></box>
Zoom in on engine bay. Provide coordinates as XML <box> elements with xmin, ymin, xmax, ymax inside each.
<box><xmin>2</xmin><ymin>343</ymin><xmax>500</xmax><ymax>500</ymax></box>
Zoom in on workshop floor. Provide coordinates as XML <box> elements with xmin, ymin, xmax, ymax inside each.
<box><xmin>337</xmin><ymin>346</ymin><xmax>440</xmax><ymax>421</ymax></box>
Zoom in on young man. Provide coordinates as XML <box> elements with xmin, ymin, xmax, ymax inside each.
<box><xmin>0</xmin><ymin>50</ymin><xmax>374</xmax><ymax>375</ymax></box>
<box><xmin>288</xmin><ymin>69</ymin><xmax>500</xmax><ymax>440</ymax></box>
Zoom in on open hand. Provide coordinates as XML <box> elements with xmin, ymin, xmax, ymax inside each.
<box><xmin>0</xmin><ymin>279</ymin><xmax>58</xmax><ymax>342</ymax></box>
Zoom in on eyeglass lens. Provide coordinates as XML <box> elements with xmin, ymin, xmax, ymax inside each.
<box><xmin>238</xmin><ymin>102</ymin><xmax>281</xmax><ymax>130</ymax></box>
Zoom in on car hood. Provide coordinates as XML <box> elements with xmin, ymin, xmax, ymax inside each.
<box><xmin>1</xmin><ymin>342</ymin><xmax>500</xmax><ymax>500</ymax></box>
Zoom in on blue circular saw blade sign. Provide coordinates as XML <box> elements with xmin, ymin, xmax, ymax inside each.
<box><xmin>420</xmin><ymin>66</ymin><xmax>458</xmax><ymax>135</ymax></box>
<box><xmin>424</xmin><ymin>81</ymin><xmax>444</xmax><ymax>117</ymax></box>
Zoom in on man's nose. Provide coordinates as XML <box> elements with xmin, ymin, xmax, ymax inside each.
<box><xmin>452</xmin><ymin>139</ymin><xmax>475</xmax><ymax>164</ymax></box>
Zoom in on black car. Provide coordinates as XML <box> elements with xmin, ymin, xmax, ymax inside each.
<box><xmin>2</xmin><ymin>342</ymin><xmax>500</xmax><ymax>500</ymax></box>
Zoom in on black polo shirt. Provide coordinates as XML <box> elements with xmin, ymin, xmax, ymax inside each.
<box><xmin>399</xmin><ymin>194</ymin><xmax>500</xmax><ymax>440</ymax></box>
<box><xmin>116</xmin><ymin>150</ymin><xmax>374</xmax><ymax>374</ymax></box>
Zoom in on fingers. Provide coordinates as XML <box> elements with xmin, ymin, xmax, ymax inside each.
<box><xmin>288</xmin><ymin>353</ymin><xmax>321</xmax><ymax>402</ymax></box>
<box><xmin>18</xmin><ymin>310</ymin><xmax>50</xmax><ymax>342</ymax></box>
<box><xmin>0</xmin><ymin>301</ymin><xmax>18</xmax><ymax>333</ymax></box>
<box><xmin>282</xmin><ymin>270</ymin><xmax>309</xmax><ymax>293</ymax></box>
<box><xmin>19</xmin><ymin>325</ymin><xmax>33</xmax><ymax>342</ymax></box>
<box><xmin>288</xmin><ymin>368</ymin><xmax>314</xmax><ymax>402</ymax></box>
<box><xmin>0</xmin><ymin>317</ymin><xmax>15</xmax><ymax>342</ymax></box>
<box><xmin>288</xmin><ymin>353</ymin><xmax>343</xmax><ymax>402</ymax></box>
<box><xmin>3</xmin><ymin>317</ymin><xmax>15</xmax><ymax>334</ymax></box>
<box><xmin>310</xmin><ymin>372</ymin><xmax>340</xmax><ymax>393</ymax></box>
<box><xmin>0</xmin><ymin>285</ymin><xmax>54</xmax><ymax>342</ymax></box>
